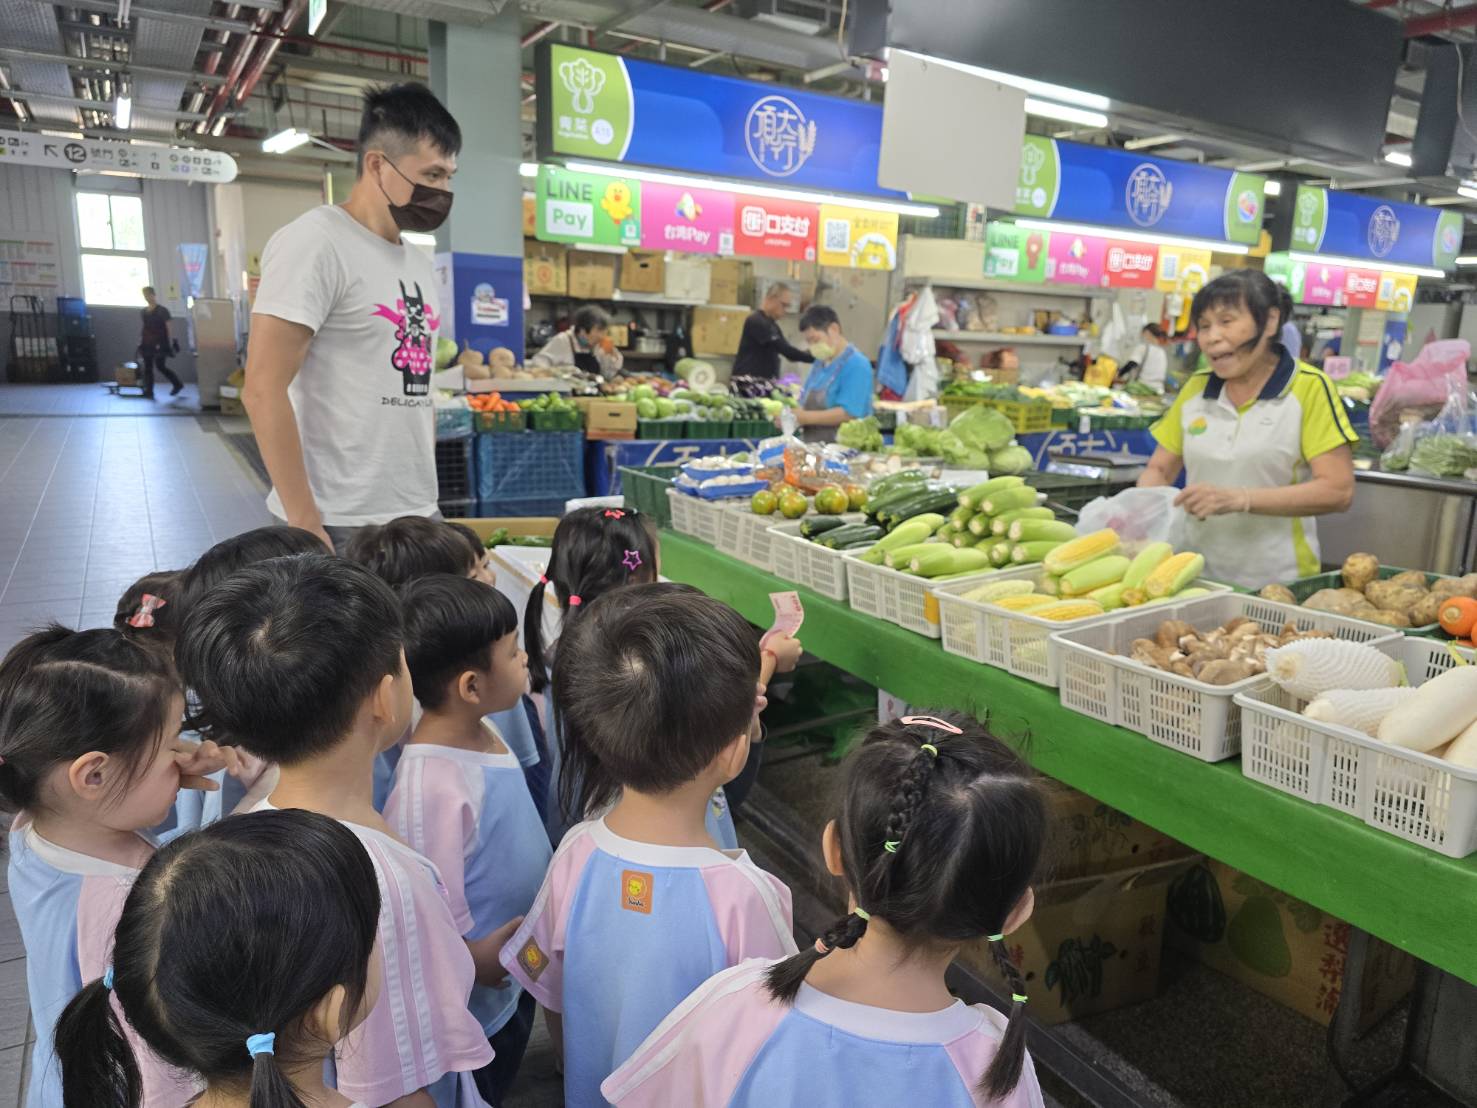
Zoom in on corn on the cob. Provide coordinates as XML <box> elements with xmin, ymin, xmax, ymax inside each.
<box><xmin>946</xmin><ymin>506</ymin><xmax>973</xmax><ymax>531</ymax></box>
<box><xmin>1087</xmin><ymin>582</ymin><xmax>1126</xmax><ymax>611</ymax></box>
<box><xmin>1011</xmin><ymin>540</ymin><xmax>1063</xmax><ymax>564</ymax></box>
<box><xmin>1039</xmin><ymin>574</ymin><xmax>1062</xmax><ymax>596</ymax></box>
<box><xmin>988</xmin><ymin>542</ymin><xmax>1014</xmax><ymax>567</ymax></box>
<box><xmin>967</xmin><ymin>512</ymin><xmax>995</xmax><ymax>536</ymax></box>
<box><xmin>1061</xmin><ymin>554</ymin><xmax>1131</xmax><ymax>596</ymax></box>
<box><xmin>963</xmin><ymin>579</ymin><xmax>1036</xmax><ymax>604</ymax></box>
<box><xmin>980</xmin><ymin>485</ymin><xmax>1042</xmax><ymax>516</ymax></box>
<box><xmin>991</xmin><ymin>506</ymin><xmax>1053</xmax><ymax>536</ymax></box>
<box><xmin>909</xmin><ymin>546</ymin><xmax>992</xmax><ymax>577</ymax></box>
<box><xmin>1265</xmin><ymin>639</ymin><xmax>1402</xmax><ymax>701</ymax></box>
<box><xmin>959</xmin><ymin>475</ymin><xmax>1024</xmax><ymax>512</ymax></box>
<box><xmin>992</xmin><ymin>594</ymin><xmax>1059</xmax><ymax>612</ymax></box>
<box><xmin>950</xmin><ymin>531</ymin><xmax>976</xmax><ymax>549</ymax></box>
<box><xmin>1009</xmin><ymin>518</ymin><xmax>1077</xmax><ymax>544</ymax></box>
<box><xmin>1303</xmin><ymin>687</ymin><xmax>1418</xmax><ymax>736</ymax></box>
<box><xmin>883</xmin><ymin>542</ymin><xmax>938</xmax><ymax>569</ymax></box>
<box><xmin>1122</xmin><ymin>542</ymin><xmax>1172</xmax><ymax>590</ymax></box>
<box><xmin>1144</xmin><ymin>551</ymin><xmax>1206</xmax><ymax>598</ymax></box>
<box><xmin>1121</xmin><ymin>586</ymin><xmax>1148</xmax><ymax>606</ymax></box>
<box><xmin>1034</xmin><ymin>599</ymin><xmax>1106</xmax><ymax>621</ymax></box>
<box><xmin>1043</xmin><ymin>529</ymin><xmax>1120</xmax><ymax>576</ymax></box>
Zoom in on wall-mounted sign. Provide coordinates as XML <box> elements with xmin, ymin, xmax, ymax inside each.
<box><xmin>983</xmin><ymin>222</ymin><xmax>1047</xmax><ymax>282</ymax></box>
<box><xmin>1268</xmin><ymin>250</ymin><xmax>1422</xmax><ymax>311</ymax></box>
<box><xmin>1155</xmin><ymin>246</ymin><xmax>1212</xmax><ymax>294</ymax></box>
<box><xmin>732</xmin><ymin>196</ymin><xmax>817</xmax><ymax>261</ymax></box>
<box><xmin>1014</xmin><ymin>136</ymin><xmax>1265</xmax><ymax>246</ymax></box>
<box><xmin>639</xmin><ymin>182</ymin><xmax>734</xmax><ymax>255</ymax></box>
<box><xmin>537</xmin><ymin>43</ymin><xmax>903</xmax><ymax>199</ymax></box>
<box><xmin>1047</xmin><ymin>231</ymin><xmax>1104</xmax><ymax>285</ymax></box>
<box><xmin>1289</xmin><ymin>185</ymin><xmax>1461</xmax><ymax>271</ymax></box>
<box><xmin>816</xmin><ymin>205</ymin><xmax>899</xmax><ymax>270</ymax></box>
<box><xmin>534</xmin><ymin>165</ymin><xmax>642</xmax><ymax>247</ymax></box>
<box><xmin>0</xmin><ymin>134</ymin><xmax>237</xmax><ymax>183</ymax></box>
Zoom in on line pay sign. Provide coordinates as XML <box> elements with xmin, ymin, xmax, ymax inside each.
<box><xmin>535</xmin><ymin>165</ymin><xmax>642</xmax><ymax>247</ymax></box>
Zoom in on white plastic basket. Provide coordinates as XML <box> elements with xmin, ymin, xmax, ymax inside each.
<box><xmin>1235</xmin><ymin>637</ymin><xmax>1477</xmax><ymax>858</ymax></box>
<box><xmin>765</xmin><ymin>518</ymin><xmax>865</xmax><ymax>601</ymax></box>
<box><xmin>719</xmin><ymin>508</ymin><xmax>781</xmax><ymax>571</ymax></box>
<box><xmin>664</xmin><ymin>489</ymin><xmax>729</xmax><ymax>545</ymax></box>
<box><xmin>1050</xmin><ymin>594</ymin><xmax>1401</xmax><ymax>763</ymax></box>
<box><xmin>666</xmin><ymin>487</ymin><xmax>701</xmax><ymax>539</ymax></box>
<box><xmin>933</xmin><ymin>567</ymin><xmax>1233</xmax><ymax>687</ymax></box>
<box><xmin>845</xmin><ymin>556</ymin><xmax>997</xmax><ymax>638</ymax></box>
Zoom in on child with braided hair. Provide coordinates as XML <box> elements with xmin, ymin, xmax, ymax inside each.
<box><xmin>602</xmin><ymin>711</ymin><xmax>1047</xmax><ymax>1107</ymax></box>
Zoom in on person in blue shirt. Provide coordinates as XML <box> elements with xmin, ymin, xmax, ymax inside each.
<box><xmin>792</xmin><ymin>304</ymin><xmax>874</xmax><ymax>442</ymax></box>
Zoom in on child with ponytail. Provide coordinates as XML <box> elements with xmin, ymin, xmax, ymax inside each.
<box><xmin>54</xmin><ymin>808</ymin><xmax>382</xmax><ymax>1108</ymax></box>
<box><xmin>1</xmin><ymin>625</ymin><xmax>234</xmax><ymax>1108</ymax></box>
<box><xmin>603</xmin><ymin>712</ymin><xmax>1048</xmax><ymax>1107</ymax></box>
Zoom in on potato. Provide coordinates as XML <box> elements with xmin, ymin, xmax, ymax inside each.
<box><xmin>1431</xmin><ymin>578</ymin><xmax>1468</xmax><ymax>599</ymax></box>
<box><xmin>1258</xmin><ymin>583</ymin><xmax>1297</xmax><ymax>605</ymax></box>
<box><xmin>1386</xmin><ymin>570</ymin><xmax>1429</xmax><ymax>591</ymax></box>
<box><xmin>1410</xmin><ymin>592</ymin><xmax>1445</xmax><ymax>627</ymax></box>
<box><xmin>1304</xmin><ymin>587</ymin><xmax>1369</xmax><ymax>614</ymax></box>
<box><xmin>1364</xmin><ymin>581</ymin><xmax>1427</xmax><ymax>612</ymax></box>
<box><xmin>1360</xmin><ymin>609</ymin><xmax>1411</xmax><ymax>628</ymax></box>
<box><xmin>1341</xmin><ymin>552</ymin><xmax>1380</xmax><ymax>592</ymax></box>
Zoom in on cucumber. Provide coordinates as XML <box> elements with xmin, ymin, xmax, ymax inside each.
<box><xmin>840</xmin><ymin>540</ymin><xmax>879</xmax><ymax>551</ymax></box>
<box><xmin>800</xmin><ymin>516</ymin><xmax>849</xmax><ymax>539</ymax></box>
<box><xmin>882</xmin><ymin>487</ymin><xmax>964</xmax><ymax>525</ymax></box>
<box><xmin>869</xmin><ymin>471</ymin><xmax>928</xmax><ymax>500</ymax></box>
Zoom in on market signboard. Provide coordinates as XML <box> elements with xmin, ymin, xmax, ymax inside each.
<box><xmin>816</xmin><ymin>205</ymin><xmax>899</xmax><ymax>270</ymax></box>
<box><xmin>1103</xmin><ymin>240</ymin><xmax>1159</xmax><ymax>288</ymax></box>
<box><xmin>537</xmin><ymin>43</ymin><xmax>904</xmax><ymax>199</ymax></box>
<box><xmin>1046</xmin><ymin>230</ymin><xmax>1103</xmax><ymax>285</ymax></box>
<box><xmin>1341</xmin><ymin>267</ymin><xmax>1382</xmax><ymax>309</ymax></box>
<box><xmin>732</xmin><ymin>196</ymin><xmax>817</xmax><ymax>260</ymax></box>
<box><xmin>535</xmin><ymin>164</ymin><xmax>642</xmax><ymax>247</ymax></box>
<box><xmin>1268</xmin><ymin>250</ymin><xmax>1421</xmax><ymax>310</ymax></box>
<box><xmin>0</xmin><ymin>133</ymin><xmax>237</xmax><ymax>182</ymax></box>
<box><xmin>1376</xmin><ymin>273</ymin><xmax>1417</xmax><ymax>312</ymax></box>
<box><xmin>1155</xmin><ymin>246</ymin><xmax>1212</xmax><ymax>294</ymax></box>
<box><xmin>639</xmin><ymin>182</ymin><xmax>734</xmax><ymax>254</ymax></box>
<box><xmin>1014</xmin><ymin>137</ymin><xmax>1266</xmax><ymax>247</ymax></box>
<box><xmin>1289</xmin><ymin>185</ymin><xmax>1461</xmax><ymax>271</ymax></box>
<box><xmin>983</xmin><ymin>222</ymin><xmax>1047</xmax><ymax>282</ymax></box>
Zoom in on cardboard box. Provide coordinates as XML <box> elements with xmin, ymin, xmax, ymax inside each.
<box><xmin>691</xmin><ymin>305</ymin><xmax>747</xmax><ymax>356</ymax></box>
<box><xmin>525</xmin><ymin>242</ymin><xmax>568</xmax><ymax>297</ymax></box>
<box><xmin>607</xmin><ymin>323</ymin><xmax>630</xmax><ymax>349</ymax></box>
<box><xmin>708</xmin><ymin>258</ymin><xmax>751</xmax><ymax>307</ymax></box>
<box><xmin>522</xmin><ymin>195</ymin><xmax>536</xmax><ymax>238</ymax></box>
<box><xmin>1167</xmin><ymin>861</ymin><xmax>1414</xmax><ymax>1031</ymax></box>
<box><xmin>620</xmin><ymin>251</ymin><xmax>665</xmax><ymax>294</ymax></box>
<box><xmin>664</xmin><ymin>255</ymin><xmax>712</xmax><ymax>302</ymax></box>
<box><xmin>575</xmin><ymin>398</ymin><xmax>638</xmax><ymax>439</ymax></box>
<box><xmin>958</xmin><ymin>858</ymin><xmax>1188</xmax><ymax>1025</ymax></box>
<box><xmin>451</xmin><ymin>517</ymin><xmax>559</xmax><ymax>540</ymax></box>
<box><xmin>567</xmin><ymin>250</ymin><xmax>617</xmax><ymax>300</ymax></box>
<box><xmin>1044</xmin><ymin>784</ymin><xmax>1193</xmax><ymax>882</ymax></box>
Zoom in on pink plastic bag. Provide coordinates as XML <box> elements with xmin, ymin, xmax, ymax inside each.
<box><xmin>1368</xmin><ymin>339</ymin><xmax>1471</xmax><ymax>448</ymax></box>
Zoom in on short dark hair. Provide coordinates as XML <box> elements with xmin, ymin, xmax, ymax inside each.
<box><xmin>141</xmin><ymin>286</ymin><xmax>156</xmax><ymax>296</ymax></box>
<box><xmin>114</xmin><ymin>570</ymin><xmax>183</xmax><ymax>641</ymax></box>
<box><xmin>1142</xmin><ymin>322</ymin><xmax>1167</xmax><ymax>341</ymax></box>
<box><xmin>55</xmin><ymin>810</ymin><xmax>380</xmax><ymax>1105</ymax></box>
<box><xmin>345</xmin><ymin>515</ymin><xmax>478</xmax><ymax>587</ymax></box>
<box><xmin>175</xmin><ymin>555</ymin><xmax>403</xmax><ymax>765</ymax></box>
<box><xmin>447</xmin><ymin>521</ymin><xmax>487</xmax><ymax>563</ymax></box>
<box><xmin>401</xmin><ymin>575</ymin><xmax>518</xmax><ymax>711</ymax></box>
<box><xmin>798</xmin><ymin>304</ymin><xmax>840</xmax><ymax>332</ymax></box>
<box><xmin>176</xmin><ymin>526</ymin><xmax>327</xmax><ymax>619</ymax></box>
<box><xmin>553</xmin><ymin>582</ymin><xmax>758</xmax><ymax>818</ymax></box>
<box><xmin>0</xmin><ymin>625</ymin><xmax>177</xmax><ymax>814</ymax></box>
<box><xmin>1190</xmin><ymin>268</ymin><xmax>1281</xmax><ymax>343</ymax></box>
<box><xmin>765</xmin><ymin>713</ymin><xmax>1045</xmax><ymax>1100</ymax></box>
<box><xmin>357</xmin><ymin>82</ymin><xmax>461</xmax><ymax>174</ymax></box>
<box><xmin>571</xmin><ymin>305</ymin><xmax>610</xmax><ymax>335</ymax></box>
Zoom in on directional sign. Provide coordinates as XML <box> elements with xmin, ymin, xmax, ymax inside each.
<box><xmin>0</xmin><ymin>134</ymin><xmax>237</xmax><ymax>183</ymax></box>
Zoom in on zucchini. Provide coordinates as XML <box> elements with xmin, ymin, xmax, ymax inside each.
<box><xmin>869</xmin><ymin>471</ymin><xmax>928</xmax><ymax>500</ymax></box>
<box><xmin>881</xmin><ymin>487</ymin><xmax>963</xmax><ymax>525</ymax></box>
<box><xmin>800</xmin><ymin>516</ymin><xmax>849</xmax><ymax>539</ymax></box>
<box><xmin>840</xmin><ymin>540</ymin><xmax>879</xmax><ymax>552</ymax></box>
<box><xmin>818</xmin><ymin>525</ymin><xmax>884</xmax><ymax>548</ymax></box>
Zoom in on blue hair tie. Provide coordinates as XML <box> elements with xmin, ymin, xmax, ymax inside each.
<box><xmin>102</xmin><ymin>966</ymin><xmax>114</xmax><ymax>990</ymax></box>
<box><xmin>245</xmin><ymin>1033</ymin><xmax>275</xmax><ymax>1058</ymax></box>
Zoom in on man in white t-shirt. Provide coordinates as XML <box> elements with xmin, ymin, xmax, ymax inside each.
<box><xmin>244</xmin><ymin>83</ymin><xmax>460</xmax><ymax>550</ymax></box>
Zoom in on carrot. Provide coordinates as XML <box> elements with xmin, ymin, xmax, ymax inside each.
<box><xmin>1439</xmin><ymin>596</ymin><xmax>1477</xmax><ymax>637</ymax></box>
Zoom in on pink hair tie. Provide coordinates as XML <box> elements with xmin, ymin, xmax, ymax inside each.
<box><xmin>900</xmin><ymin>715</ymin><xmax>963</xmax><ymax>735</ymax></box>
<box><xmin>128</xmin><ymin>594</ymin><xmax>167</xmax><ymax>629</ymax></box>
<box><xmin>539</xmin><ymin>574</ymin><xmax>550</xmax><ymax>586</ymax></box>
<box><xmin>567</xmin><ymin>595</ymin><xmax>582</xmax><ymax>607</ymax></box>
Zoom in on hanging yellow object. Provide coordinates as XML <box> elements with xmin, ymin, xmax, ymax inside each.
<box><xmin>1084</xmin><ymin>356</ymin><xmax>1118</xmax><ymax>388</ymax></box>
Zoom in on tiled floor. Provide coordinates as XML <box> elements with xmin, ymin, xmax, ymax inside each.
<box><xmin>0</xmin><ymin>382</ymin><xmax>203</xmax><ymax>417</ymax></box>
<box><xmin>0</xmin><ymin>391</ymin><xmax>273</xmax><ymax>1106</ymax></box>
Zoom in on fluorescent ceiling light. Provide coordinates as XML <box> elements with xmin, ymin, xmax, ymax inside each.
<box><xmin>1287</xmin><ymin>250</ymin><xmax>1444</xmax><ymax>279</ymax></box>
<box><xmin>1384</xmin><ymin>150</ymin><xmax>1413</xmax><ymax>168</ymax></box>
<box><xmin>1011</xmin><ymin>217</ymin><xmax>1250</xmax><ymax>255</ymax></box>
<box><xmin>890</xmin><ymin>48</ymin><xmax>1108</xmax><ymax>110</ymax></box>
<box><xmin>1457</xmin><ymin>256</ymin><xmax>1477</xmax><ymax>266</ymax></box>
<box><xmin>1024</xmin><ymin>98</ymin><xmax>1107</xmax><ymax>129</ymax></box>
<box><xmin>113</xmin><ymin>94</ymin><xmax>131</xmax><ymax>130</ymax></box>
<box><xmin>1459</xmin><ymin>186</ymin><xmax>1477</xmax><ymax>201</ymax></box>
<box><xmin>519</xmin><ymin>161</ymin><xmax>538</xmax><ymax>178</ymax></box>
<box><xmin>261</xmin><ymin>127</ymin><xmax>310</xmax><ymax>154</ymax></box>
<box><xmin>561</xmin><ymin>160</ymin><xmax>941</xmax><ymax>218</ymax></box>
<box><xmin>1264</xmin><ymin>180</ymin><xmax>1282</xmax><ymax>196</ymax></box>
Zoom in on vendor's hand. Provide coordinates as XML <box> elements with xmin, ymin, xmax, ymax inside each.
<box><xmin>174</xmin><ymin>738</ymin><xmax>240</xmax><ymax>791</ymax></box>
<box><xmin>1174</xmin><ymin>483</ymin><xmax>1248</xmax><ymax>520</ymax></box>
<box><xmin>764</xmin><ymin>632</ymin><xmax>803</xmax><ymax>674</ymax></box>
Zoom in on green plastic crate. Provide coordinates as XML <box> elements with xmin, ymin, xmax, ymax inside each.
<box><xmin>1024</xmin><ymin>471</ymin><xmax>1137</xmax><ymax>514</ymax></box>
<box><xmin>686</xmin><ymin>419</ymin><xmax>731</xmax><ymax>439</ymax></box>
<box><xmin>636</xmin><ymin>418</ymin><xmax>689</xmax><ymax>440</ymax></box>
<box><xmin>1050</xmin><ymin>407</ymin><xmax>1077</xmax><ymax>427</ymax></box>
<box><xmin>1089</xmin><ymin>412</ymin><xmax>1159</xmax><ymax>431</ymax></box>
<box><xmin>731</xmin><ymin>418</ymin><xmax>774</xmax><ymax>440</ymax></box>
<box><xmin>527</xmin><ymin>409</ymin><xmax>582</xmax><ymax>432</ymax></box>
<box><xmin>618</xmin><ymin>464</ymin><xmax>680</xmax><ymax>526</ymax></box>
<box><xmin>1281</xmin><ymin>565</ymin><xmax>1453</xmax><ymax>636</ymax></box>
<box><xmin>474</xmin><ymin>410</ymin><xmax>525</xmax><ymax>433</ymax></box>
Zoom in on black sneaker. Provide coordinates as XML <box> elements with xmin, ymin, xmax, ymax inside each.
<box><xmin>170</xmin><ymin>382</ymin><xmax>183</xmax><ymax>396</ymax></box>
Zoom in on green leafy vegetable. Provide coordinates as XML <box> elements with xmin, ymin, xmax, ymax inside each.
<box><xmin>1410</xmin><ymin>433</ymin><xmax>1477</xmax><ymax>477</ymax></box>
<box><xmin>949</xmin><ymin>404</ymin><xmax>1017</xmax><ymax>451</ymax></box>
<box><xmin>837</xmin><ymin>416</ymin><xmax>884</xmax><ymax>452</ymax></box>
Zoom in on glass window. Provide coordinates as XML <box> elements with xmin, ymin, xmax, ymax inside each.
<box><xmin>76</xmin><ymin>192</ymin><xmax>149</xmax><ymax>306</ymax></box>
<box><xmin>76</xmin><ymin>193</ymin><xmax>114</xmax><ymax>250</ymax></box>
<box><xmin>110</xmin><ymin>197</ymin><xmax>145</xmax><ymax>251</ymax></box>
<box><xmin>81</xmin><ymin>254</ymin><xmax>152</xmax><ymax>307</ymax></box>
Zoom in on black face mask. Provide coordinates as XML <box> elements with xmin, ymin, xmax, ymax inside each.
<box><xmin>377</xmin><ymin>155</ymin><xmax>453</xmax><ymax>233</ymax></box>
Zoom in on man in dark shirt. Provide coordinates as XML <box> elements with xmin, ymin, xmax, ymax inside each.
<box><xmin>138</xmin><ymin>285</ymin><xmax>183</xmax><ymax>398</ymax></box>
<box><xmin>731</xmin><ymin>283</ymin><xmax>814</xmax><ymax>380</ymax></box>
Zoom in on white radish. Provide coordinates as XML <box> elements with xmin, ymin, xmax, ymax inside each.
<box><xmin>1302</xmin><ymin>687</ymin><xmax>1418</xmax><ymax>736</ymax></box>
<box><xmin>1443</xmin><ymin>717</ymin><xmax>1477</xmax><ymax>768</ymax></box>
<box><xmin>1376</xmin><ymin>664</ymin><xmax>1477</xmax><ymax>752</ymax></box>
<box><xmin>1264</xmin><ymin>639</ymin><xmax>1402</xmax><ymax>702</ymax></box>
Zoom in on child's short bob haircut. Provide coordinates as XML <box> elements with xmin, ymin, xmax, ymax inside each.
<box><xmin>400</xmin><ymin>574</ymin><xmax>518</xmax><ymax>711</ymax></box>
<box><xmin>345</xmin><ymin>515</ymin><xmax>477</xmax><ymax>586</ymax></box>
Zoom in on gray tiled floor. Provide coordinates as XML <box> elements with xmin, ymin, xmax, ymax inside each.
<box><xmin>0</xmin><ymin>393</ymin><xmax>273</xmax><ymax>1107</ymax></box>
<box><xmin>0</xmin><ymin>383</ymin><xmax>203</xmax><ymax>418</ymax></box>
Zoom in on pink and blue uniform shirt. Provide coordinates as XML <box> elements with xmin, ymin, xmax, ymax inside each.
<box><xmin>499</xmin><ymin>818</ymin><xmax>796</xmax><ymax>1107</ymax></box>
<box><xmin>7</xmin><ymin>817</ymin><xmax>198</xmax><ymax>1108</ymax></box>
<box><xmin>603</xmin><ymin>959</ymin><xmax>1046</xmax><ymax>1107</ymax></box>
<box><xmin>384</xmin><ymin>735</ymin><xmax>553</xmax><ymax>1037</ymax></box>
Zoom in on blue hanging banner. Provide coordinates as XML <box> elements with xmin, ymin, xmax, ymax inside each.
<box><xmin>1288</xmin><ymin>185</ymin><xmax>1462</xmax><ymax>271</ymax></box>
<box><xmin>1014</xmin><ymin>137</ymin><xmax>1267</xmax><ymax>246</ymax></box>
<box><xmin>536</xmin><ymin>43</ymin><xmax>903</xmax><ymax>199</ymax></box>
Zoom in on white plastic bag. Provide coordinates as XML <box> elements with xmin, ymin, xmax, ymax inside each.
<box><xmin>1074</xmin><ymin>486</ymin><xmax>1186</xmax><ymax>553</ymax></box>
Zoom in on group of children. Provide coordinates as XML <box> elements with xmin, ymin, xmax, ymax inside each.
<box><xmin>2</xmin><ymin>504</ymin><xmax>1049</xmax><ymax>1108</ymax></box>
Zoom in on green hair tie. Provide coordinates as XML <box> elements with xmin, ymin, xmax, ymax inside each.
<box><xmin>987</xmin><ymin>933</ymin><xmax>1004</xmax><ymax>942</ymax></box>
<box><xmin>853</xmin><ymin>907</ymin><xmax>871</xmax><ymax>921</ymax></box>
<box><xmin>883</xmin><ymin>840</ymin><xmax>899</xmax><ymax>854</ymax></box>
<box><xmin>920</xmin><ymin>743</ymin><xmax>939</xmax><ymax>756</ymax></box>
<box><xmin>1012</xmin><ymin>993</ymin><xmax>1028</xmax><ymax>1005</ymax></box>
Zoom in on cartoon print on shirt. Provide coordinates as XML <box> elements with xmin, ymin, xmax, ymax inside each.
<box><xmin>371</xmin><ymin>280</ymin><xmax>440</xmax><ymax>396</ymax></box>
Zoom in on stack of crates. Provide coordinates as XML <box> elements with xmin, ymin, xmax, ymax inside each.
<box><xmin>474</xmin><ymin>431</ymin><xmax>585</xmax><ymax>517</ymax></box>
<box><xmin>435</xmin><ymin>431</ymin><xmax>476</xmax><ymax>518</ymax></box>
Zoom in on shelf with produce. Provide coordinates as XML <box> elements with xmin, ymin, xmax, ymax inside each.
<box><xmin>933</xmin><ymin>330</ymin><xmax>1090</xmax><ymax>347</ymax></box>
<box><xmin>529</xmin><ymin>291</ymin><xmax>708</xmax><ymax>309</ymax></box>
<box><xmin>661</xmin><ymin>533</ymin><xmax>1477</xmax><ymax>988</ymax></box>
<box><xmin>907</xmin><ymin>276</ymin><xmax>1112</xmax><ymax>299</ymax></box>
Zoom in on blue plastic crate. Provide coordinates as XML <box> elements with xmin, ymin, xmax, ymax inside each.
<box><xmin>478</xmin><ymin>495</ymin><xmax>568</xmax><ymax>517</ymax></box>
<box><xmin>436</xmin><ymin>407</ymin><xmax>473</xmax><ymax>438</ymax></box>
<box><xmin>474</xmin><ymin>431</ymin><xmax>585</xmax><ymax>504</ymax></box>
<box><xmin>435</xmin><ymin>434</ymin><xmax>476</xmax><ymax>500</ymax></box>
<box><xmin>438</xmin><ymin>496</ymin><xmax>476</xmax><ymax>520</ymax></box>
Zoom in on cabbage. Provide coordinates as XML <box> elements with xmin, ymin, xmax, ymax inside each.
<box><xmin>949</xmin><ymin>404</ymin><xmax>1016</xmax><ymax>451</ymax></box>
<box><xmin>988</xmin><ymin>443</ymin><xmax>1033</xmax><ymax>475</ymax></box>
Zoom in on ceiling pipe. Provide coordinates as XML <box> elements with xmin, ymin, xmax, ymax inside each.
<box><xmin>199</xmin><ymin>8</ymin><xmax>272</xmax><ymax>131</ymax></box>
<box><xmin>0</xmin><ymin>89</ymin><xmax>212</xmax><ymax>121</ymax></box>
<box><xmin>1405</xmin><ymin>4</ymin><xmax>1477</xmax><ymax>36</ymax></box>
<box><xmin>190</xmin><ymin>4</ymin><xmax>241</xmax><ymax>116</ymax></box>
<box><xmin>522</xmin><ymin>21</ymin><xmax>561</xmax><ymax>48</ymax></box>
<box><xmin>276</xmin><ymin>34</ymin><xmax>426</xmax><ymax>65</ymax></box>
<box><xmin>0</xmin><ymin>46</ymin><xmax>227</xmax><ymax>85</ymax></box>
<box><xmin>63</xmin><ymin>0</ymin><xmax>252</xmax><ymax>35</ymax></box>
<box><xmin>235</xmin><ymin>0</ymin><xmax>310</xmax><ymax>117</ymax></box>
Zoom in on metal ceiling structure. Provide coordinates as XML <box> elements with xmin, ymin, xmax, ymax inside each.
<box><xmin>1</xmin><ymin>0</ymin><xmax>1477</xmax><ymax>204</ymax></box>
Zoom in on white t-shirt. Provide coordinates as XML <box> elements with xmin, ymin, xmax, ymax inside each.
<box><xmin>1138</xmin><ymin>344</ymin><xmax>1167</xmax><ymax>393</ymax></box>
<box><xmin>254</xmin><ymin>205</ymin><xmax>441</xmax><ymax>527</ymax></box>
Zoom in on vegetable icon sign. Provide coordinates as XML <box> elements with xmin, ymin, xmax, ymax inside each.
<box><xmin>1045</xmin><ymin>935</ymin><xmax>1118</xmax><ymax>1004</ymax></box>
<box><xmin>559</xmin><ymin>56</ymin><xmax>605</xmax><ymax>114</ymax></box>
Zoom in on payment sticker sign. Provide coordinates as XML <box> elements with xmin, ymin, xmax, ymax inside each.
<box><xmin>639</xmin><ymin>182</ymin><xmax>734</xmax><ymax>254</ymax></box>
<box><xmin>983</xmin><ymin>221</ymin><xmax>1047</xmax><ymax>283</ymax></box>
<box><xmin>1103</xmin><ymin>240</ymin><xmax>1159</xmax><ymax>288</ymax></box>
<box><xmin>1046</xmin><ymin>232</ymin><xmax>1104</xmax><ymax>286</ymax></box>
<box><xmin>817</xmin><ymin>205</ymin><xmax>898</xmax><ymax>271</ymax></box>
<box><xmin>733</xmin><ymin>196</ymin><xmax>817</xmax><ymax>260</ymax></box>
<box><xmin>535</xmin><ymin>165</ymin><xmax>641</xmax><ymax>247</ymax></box>
<box><xmin>1342</xmin><ymin>267</ymin><xmax>1381</xmax><ymax>309</ymax></box>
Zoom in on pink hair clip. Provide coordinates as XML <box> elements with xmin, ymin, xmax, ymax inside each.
<box><xmin>567</xmin><ymin>595</ymin><xmax>582</xmax><ymax>606</ymax></box>
<box><xmin>603</xmin><ymin>509</ymin><xmax>626</xmax><ymax>519</ymax></box>
<box><xmin>127</xmin><ymin>594</ymin><xmax>167</xmax><ymax>629</ymax></box>
<box><xmin>622</xmin><ymin>549</ymin><xmax>642</xmax><ymax>571</ymax></box>
<box><xmin>900</xmin><ymin>715</ymin><xmax>964</xmax><ymax>735</ymax></box>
